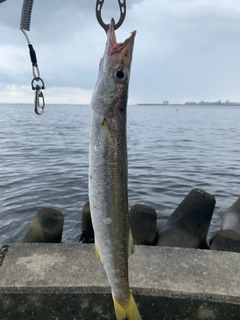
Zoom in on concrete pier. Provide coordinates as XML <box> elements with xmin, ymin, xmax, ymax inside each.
<box><xmin>0</xmin><ymin>244</ymin><xmax>240</xmax><ymax>319</ymax></box>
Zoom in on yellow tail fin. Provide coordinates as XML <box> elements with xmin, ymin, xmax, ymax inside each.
<box><xmin>112</xmin><ymin>292</ymin><xmax>142</xmax><ymax>320</ymax></box>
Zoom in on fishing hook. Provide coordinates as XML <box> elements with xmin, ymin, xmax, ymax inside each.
<box><xmin>96</xmin><ymin>0</ymin><xmax>126</xmax><ymax>33</ymax></box>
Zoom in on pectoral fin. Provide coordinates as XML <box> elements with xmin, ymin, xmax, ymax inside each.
<box><xmin>95</xmin><ymin>242</ymin><xmax>101</xmax><ymax>260</ymax></box>
<box><xmin>101</xmin><ymin>118</ymin><xmax>114</xmax><ymax>147</ymax></box>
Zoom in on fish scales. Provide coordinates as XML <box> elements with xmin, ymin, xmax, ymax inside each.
<box><xmin>89</xmin><ymin>19</ymin><xmax>141</xmax><ymax>320</ymax></box>
<box><xmin>90</xmin><ymin>108</ymin><xmax>129</xmax><ymax>299</ymax></box>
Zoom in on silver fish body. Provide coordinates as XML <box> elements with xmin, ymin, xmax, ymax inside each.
<box><xmin>89</xmin><ymin>20</ymin><xmax>141</xmax><ymax>320</ymax></box>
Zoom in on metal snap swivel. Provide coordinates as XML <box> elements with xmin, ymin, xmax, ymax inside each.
<box><xmin>34</xmin><ymin>89</ymin><xmax>45</xmax><ymax>115</ymax></box>
<box><xmin>31</xmin><ymin>77</ymin><xmax>45</xmax><ymax>91</ymax></box>
<box><xmin>31</xmin><ymin>77</ymin><xmax>45</xmax><ymax>115</ymax></box>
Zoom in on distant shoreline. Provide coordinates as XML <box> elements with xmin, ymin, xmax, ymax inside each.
<box><xmin>137</xmin><ymin>103</ymin><xmax>240</xmax><ymax>106</ymax></box>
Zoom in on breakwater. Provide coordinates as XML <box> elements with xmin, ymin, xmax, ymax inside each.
<box><xmin>0</xmin><ymin>244</ymin><xmax>240</xmax><ymax>320</ymax></box>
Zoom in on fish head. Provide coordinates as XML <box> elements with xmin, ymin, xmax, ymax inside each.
<box><xmin>91</xmin><ymin>19</ymin><xmax>136</xmax><ymax>117</ymax></box>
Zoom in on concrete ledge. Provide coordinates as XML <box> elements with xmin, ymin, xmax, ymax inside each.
<box><xmin>0</xmin><ymin>244</ymin><xmax>240</xmax><ymax>319</ymax></box>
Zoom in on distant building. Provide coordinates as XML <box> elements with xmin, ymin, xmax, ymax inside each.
<box><xmin>198</xmin><ymin>101</ymin><xmax>210</xmax><ymax>105</ymax></box>
<box><xmin>162</xmin><ymin>100</ymin><xmax>169</xmax><ymax>105</ymax></box>
<box><xmin>185</xmin><ymin>102</ymin><xmax>197</xmax><ymax>105</ymax></box>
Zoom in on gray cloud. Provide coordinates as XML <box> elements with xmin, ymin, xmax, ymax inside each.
<box><xmin>1</xmin><ymin>0</ymin><xmax>240</xmax><ymax>104</ymax></box>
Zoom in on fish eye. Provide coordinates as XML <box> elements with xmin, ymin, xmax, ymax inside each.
<box><xmin>113</xmin><ymin>66</ymin><xmax>128</xmax><ymax>83</ymax></box>
<box><xmin>116</xmin><ymin>69</ymin><xmax>124</xmax><ymax>79</ymax></box>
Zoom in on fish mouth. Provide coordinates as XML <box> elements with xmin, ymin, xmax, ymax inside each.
<box><xmin>106</xmin><ymin>18</ymin><xmax>136</xmax><ymax>58</ymax></box>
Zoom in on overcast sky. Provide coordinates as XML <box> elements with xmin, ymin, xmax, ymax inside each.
<box><xmin>1</xmin><ymin>0</ymin><xmax>240</xmax><ymax>105</ymax></box>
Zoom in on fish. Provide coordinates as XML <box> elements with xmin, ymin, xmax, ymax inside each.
<box><xmin>89</xmin><ymin>19</ymin><xmax>141</xmax><ymax>320</ymax></box>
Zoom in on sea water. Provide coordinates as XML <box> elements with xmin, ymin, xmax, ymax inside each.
<box><xmin>0</xmin><ymin>103</ymin><xmax>240</xmax><ymax>245</ymax></box>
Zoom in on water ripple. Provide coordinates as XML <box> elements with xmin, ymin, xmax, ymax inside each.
<box><xmin>1</xmin><ymin>104</ymin><xmax>240</xmax><ymax>245</ymax></box>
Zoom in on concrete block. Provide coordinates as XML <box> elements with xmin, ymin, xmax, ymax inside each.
<box><xmin>129</xmin><ymin>203</ymin><xmax>157</xmax><ymax>245</ymax></box>
<box><xmin>216</xmin><ymin>196</ymin><xmax>240</xmax><ymax>233</ymax></box>
<box><xmin>210</xmin><ymin>230</ymin><xmax>240</xmax><ymax>253</ymax></box>
<box><xmin>22</xmin><ymin>208</ymin><xmax>64</xmax><ymax>243</ymax></box>
<box><xmin>0</xmin><ymin>244</ymin><xmax>240</xmax><ymax>319</ymax></box>
<box><xmin>79</xmin><ymin>201</ymin><xmax>94</xmax><ymax>243</ymax></box>
<box><xmin>157</xmin><ymin>189</ymin><xmax>215</xmax><ymax>249</ymax></box>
